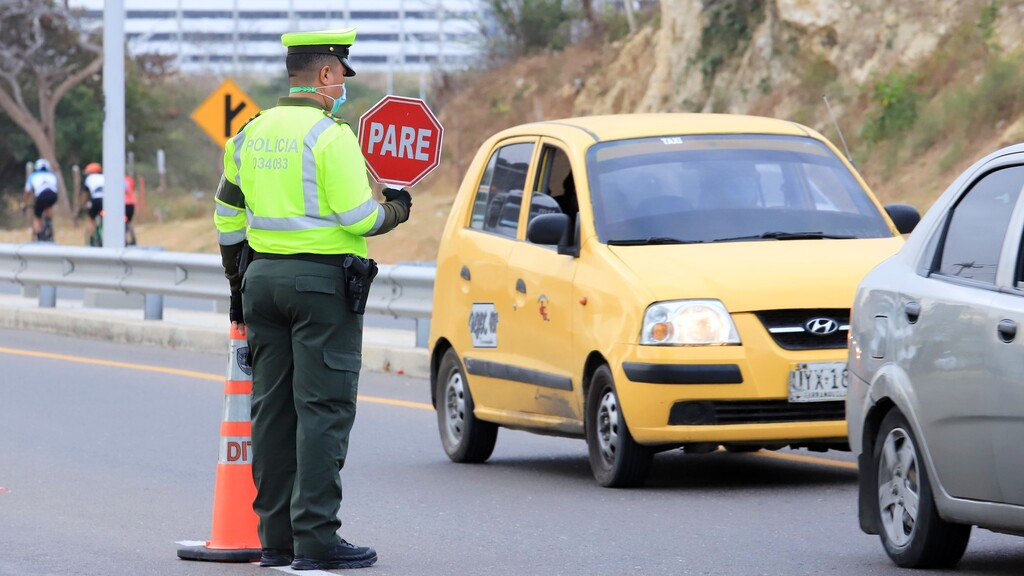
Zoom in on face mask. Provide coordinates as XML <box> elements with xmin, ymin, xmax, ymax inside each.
<box><xmin>326</xmin><ymin>84</ymin><xmax>347</xmax><ymax>115</ymax></box>
<box><xmin>290</xmin><ymin>83</ymin><xmax>347</xmax><ymax>115</ymax></box>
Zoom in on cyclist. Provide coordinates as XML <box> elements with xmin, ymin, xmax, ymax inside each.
<box><xmin>124</xmin><ymin>174</ymin><xmax>138</xmax><ymax>245</ymax></box>
<box><xmin>24</xmin><ymin>158</ymin><xmax>59</xmax><ymax>242</ymax></box>
<box><xmin>81</xmin><ymin>162</ymin><xmax>104</xmax><ymax>246</ymax></box>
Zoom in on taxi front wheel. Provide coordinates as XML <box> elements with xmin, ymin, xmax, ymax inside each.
<box><xmin>436</xmin><ymin>349</ymin><xmax>497</xmax><ymax>463</ymax></box>
<box><xmin>585</xmin><ymin>365</ymin><xmax>652</xmax><ymax>488</ymax></box>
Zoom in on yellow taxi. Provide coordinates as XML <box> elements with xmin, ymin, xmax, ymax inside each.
<box><xmin>428</xmin><ymin>113</ymin><xmax>919</xmax><ymax>487</ymax></box>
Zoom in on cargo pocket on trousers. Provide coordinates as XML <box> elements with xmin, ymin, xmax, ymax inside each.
<box><xmin>295</xmin><ymin>275</ymin><xmax>338</xmax><ymax>295</ymax></box>
<box><xmin>324</xmin><ymin>348</ymin><xmax>361</xmax><ymax>402</ymax></box>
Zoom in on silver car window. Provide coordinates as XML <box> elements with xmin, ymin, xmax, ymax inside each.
<box><xmin>936</xmin><ymin>165</ymin><xmax>1024</xmax><ymax>284</ymax></box>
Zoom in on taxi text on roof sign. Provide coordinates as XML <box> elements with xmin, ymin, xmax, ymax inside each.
<box><xmin>192</xmin><ymin>79</ymin><xmax>261</xmax><ymax>148</ymax></box>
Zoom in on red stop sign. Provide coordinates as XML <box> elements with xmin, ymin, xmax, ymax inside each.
<box><xmin>358</xmin><ymin>95</ymin><xmax>444</xmax><ymax>188</ymax></box>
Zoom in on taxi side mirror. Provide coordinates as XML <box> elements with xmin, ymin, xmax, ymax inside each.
<box><xmin>884</xmin><ymin>203</ymin><xmax>921</xmax><ymax>234</ymax></box>
<box><xmin>527</xmin><ymin>213</ymin><xmax>571</xmax><ymax>249</ymax></box>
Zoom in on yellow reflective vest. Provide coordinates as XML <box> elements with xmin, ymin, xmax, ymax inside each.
<box><xmin>213</xmin><ymin>98</ymin><xmax>382</xmax><ymax>257</ymax></box>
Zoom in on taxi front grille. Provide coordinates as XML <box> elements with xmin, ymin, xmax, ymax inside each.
<box><xmin>669</xmin><ymin>400</ymin><xmax>846</xmax><ymax>425</ymax></box>
<box><xmin>754</xmin><ymin>309</ymin><xmax>850</xmax><ymax>350</ymax></box>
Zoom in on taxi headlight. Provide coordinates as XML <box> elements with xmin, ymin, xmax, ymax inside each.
<box><xmin>640</xmin><ymin>300</ymin><xmax>740</xmax><ymax>346</ymax></box>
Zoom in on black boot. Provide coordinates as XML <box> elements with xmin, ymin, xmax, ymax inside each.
<box><xmin>291</xmin><ymin>539</ymin><xmax>377</xmax><ymax>570</ymax></box>
<box><xmin>259</xmin><ymin>548</ymin><xmax>294</xmax><ymax>567</ymax></box>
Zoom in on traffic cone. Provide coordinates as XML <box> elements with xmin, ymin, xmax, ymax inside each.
<box><xmin>177</xmin><ymin>325</ymin><xmax>261</xmax><ymax>562</ymax></box>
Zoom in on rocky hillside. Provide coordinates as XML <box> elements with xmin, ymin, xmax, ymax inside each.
<box><xmin>579</xmin><ymin>0</ymin><xmax>1024</xmax><ymax>117</ymax></box>
<box><xmin>432</xmin><ymin>0</ymin><xmax>1024</xmax><ymax>222</ymax></box>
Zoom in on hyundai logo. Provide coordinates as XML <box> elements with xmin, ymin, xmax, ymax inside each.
<box><xmin>804</xmin><ymin>317</ymin><xmax>839</xmax><ymax>336</ymax></box>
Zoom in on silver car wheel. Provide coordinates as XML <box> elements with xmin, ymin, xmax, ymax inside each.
<box><xmin>878</xmin><ymin>427</ymin><xmax>921</xmax><ymax>548</ymax></box>
<box><xmin>443</xmin><ymin>370</ymin><xmax>467</xmax><ymax>447</ymax></box>
<box><xmin>597</xmin><ymin>390</ymin><xmax>621</xmax><ymax>465</ymax></box>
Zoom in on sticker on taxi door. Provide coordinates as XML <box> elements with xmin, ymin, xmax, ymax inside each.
<box><xmin>469</xmin><ymin>303</ymin><xmax>498</xmax><ymax>348</ymax></box>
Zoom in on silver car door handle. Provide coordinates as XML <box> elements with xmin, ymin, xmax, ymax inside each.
<box><xmin>904</xmin><ymin>302</ymin><xmax>920</xmax><ymax>324</ymax></box>
<box><xmin>998</xmin><ymin>319</ymin><xmax>1017</xmax><ymax>343</ymax></box>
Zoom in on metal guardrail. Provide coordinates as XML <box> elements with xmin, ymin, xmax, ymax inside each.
<box><xmin>0</xmin><ymin>243</ymin><xmax>435</xmax><ymax>345</ymax></box>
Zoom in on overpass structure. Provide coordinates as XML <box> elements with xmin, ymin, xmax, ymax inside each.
<box><xmin>68</xmin><ymin>0</ymin><xmax>483</xmax><ymax>75</ymax></box>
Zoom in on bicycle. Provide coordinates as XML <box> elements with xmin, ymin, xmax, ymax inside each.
<box><xmin>22</xmin><ymin>203</ymin><xmax>54</xmax><ymax>242</ymax></box>
<box><xmin>86</xmin><ymin>212</ymin><xmax>136</xmax><ymax>247</ymax></box>
<box><xmin>88</xmin><ymin>212</ymin><xmax>103</xmax><ymax>247</ymax></box>
<box><xmin>37</xmin><ymin>215</ymin><xmax>54</xmax><ymax>242</ymax></box>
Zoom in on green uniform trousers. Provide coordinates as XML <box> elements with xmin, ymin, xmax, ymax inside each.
<box><xmin>241</xmin><ymin>257</ymin><xmax>363</xmax><ymax>556</ymax></box>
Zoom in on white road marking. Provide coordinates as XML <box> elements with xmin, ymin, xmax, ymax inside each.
<box><xmin>265</xmin><ymin>563</ymin><xmax>333</xmax><ymax>575</ymax></box>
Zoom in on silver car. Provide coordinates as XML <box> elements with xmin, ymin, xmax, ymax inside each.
<box><xmin>848</xmin><ymin>143</ymin><xmax>1024</xmax><ymax>568</ymax></box>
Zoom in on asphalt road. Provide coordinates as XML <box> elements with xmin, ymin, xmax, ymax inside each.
<box><xmin>2</xmin><ymin>328</ymin><xmax>1022</xmax><ymax>576</ymax></box>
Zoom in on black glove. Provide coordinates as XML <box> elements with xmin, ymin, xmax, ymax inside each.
<box><xmin>383</xmin><ymin>187</ymin><xmax>412</xmax><ymax>210</ymax></box>
<box><xmin>229</xmin><ymin>291</ymin><xmax>244</xmax><ymax>324</ymax></box>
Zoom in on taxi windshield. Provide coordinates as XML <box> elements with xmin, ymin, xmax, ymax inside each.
<box><xmin>585</xmin><ymin>134</ymin><xmax>892</xmax><ymax>244</ymax></box>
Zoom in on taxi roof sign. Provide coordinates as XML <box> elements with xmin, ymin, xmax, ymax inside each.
<box><xmin>192</xmin><ymin>79</ymin><xmax>260</xmax><ymax>148</ymax></box>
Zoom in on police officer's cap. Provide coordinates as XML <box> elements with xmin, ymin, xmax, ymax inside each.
<box><xmin>282</xmin><ymin>28</ymin><xmax>357</xmax><ymax>77</ymax></box>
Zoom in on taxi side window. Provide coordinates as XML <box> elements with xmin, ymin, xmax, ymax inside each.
<box><xmin>936</xmin><ymin>165</ymin><xmax>1024</xmax><ymax>284</ymax></box>
<box><xmin>530</xmin><ymin>147</ymin><xmax>574</xmax><ymax>236</ymax></box>
<box><xmin>469</xmin><ymin>142</ymin><xmax>534</xmax><ymax>238</ymax></box>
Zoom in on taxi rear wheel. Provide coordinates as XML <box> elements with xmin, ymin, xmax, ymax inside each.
<box><xmin>873</xmin><ymin>410</ymin><xmax>970</xmax><ymax>568</ymax></box>
<box><xmin>436</xmin><ymin>349</ymin><xmax>497</xmax><ymax>463</ymax></box>
<box><xmin>585</xmin><ymin>365</ymin><xmax>652</xmax><ymax>488</ymax></box>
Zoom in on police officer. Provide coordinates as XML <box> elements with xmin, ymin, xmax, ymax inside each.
<box><xmin>213</xmin><ymin>28</ymin><xmax>411</xmax><ymax>571</ymax></box>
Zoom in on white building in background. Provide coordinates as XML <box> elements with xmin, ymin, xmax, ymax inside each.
<box><xmin>68</xmin><ymin>0</ymin><xmax>484</xmax><ymax>75</ymax></box>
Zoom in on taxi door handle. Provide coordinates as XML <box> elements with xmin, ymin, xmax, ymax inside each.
<box><xmin>460</xmin><ymin>265</ymin><xmax>471</xmax><ymax>281</ymax></box>
<box><xmin>515</xmin><ymin>279</ymin><xmax>527</xmax><ymax>294</ymax></box>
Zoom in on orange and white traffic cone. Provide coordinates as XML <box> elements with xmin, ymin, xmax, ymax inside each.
<box><xmin>177</xmin><ymin>325</ymin><xmax>261</xmax><ymax>562</ymax></box>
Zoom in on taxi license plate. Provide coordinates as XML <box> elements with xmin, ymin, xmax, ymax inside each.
<box><xmin>788</xmin><ymin>362</ymin><xmax>848</xmax><ymax>403</ymax></box>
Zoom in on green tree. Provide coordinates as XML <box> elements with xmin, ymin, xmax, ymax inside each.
<box><xmin>0</xmin><ymin>0</ymin><xmax>103</xmax><ymax>213</ymax></box>
<box><xmin>862</xmin><ymin>73</ymin><xmax>920</xmax><ymax>143</ymax></box>
<box><xmin>486</xmin><ymin>0</ymin><xmax>573</xmax><ymax>58</ymax></box>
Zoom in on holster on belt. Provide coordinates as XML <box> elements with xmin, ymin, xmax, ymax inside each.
<box><xmin>342</xmin><ymin>255</ymin><xmax>378</xmax><ymax>314</ymax></box>
<box><xmin>236</xmin><ymin>240</ymin><xmax>254</xmax><ymax>280</ymax></box>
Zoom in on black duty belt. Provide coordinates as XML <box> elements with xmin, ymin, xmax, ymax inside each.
<box><xmin>252</xmin><ymin>251</ymin><xmax>355</xmax><ymax>267</ymax></box>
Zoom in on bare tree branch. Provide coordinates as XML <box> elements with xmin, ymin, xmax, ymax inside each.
<box><xmin>52</xmin><ymin>53</ymin><xmax>102</xmax><ymax>106</ymax></box>
<box><xmin>0</xmin><ymin>67</ymin><xmax>27</xmax><ymax>109</ymax></box>
<box><xmin>0</xmin><ymin>0</ymin><xmax>102</xmax><ymax>213</ymax></box>
<box><xmin>0</xmin><ymin>83</ymin><xmax>47</xmax><ymax>146</ymax></box>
